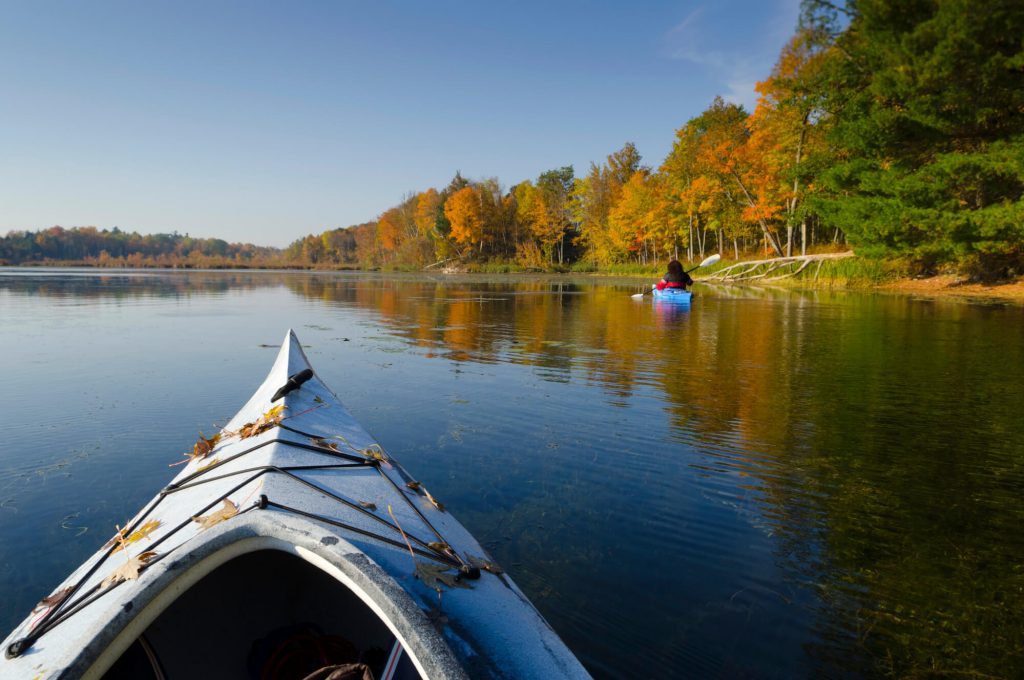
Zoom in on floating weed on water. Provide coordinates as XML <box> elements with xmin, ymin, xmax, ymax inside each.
<box><xmin>60</xmin><ymin>512</ymin><xmax>88</xmax><ymax>537</ymax></box>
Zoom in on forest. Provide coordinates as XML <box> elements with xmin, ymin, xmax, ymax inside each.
<box><xmin>3</xmin><ymin>1</ymin><xmax>1022</xmax><ymax>280</ymax></box>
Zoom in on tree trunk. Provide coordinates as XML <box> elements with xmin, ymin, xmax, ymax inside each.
<box><xmin>800</xmin><ymin>219</ymin><xmax>807</xmax><ymax>256</ymax></box>
<box><xmin>729</xmin><ymin>169</ymin><xmax>784</xmax><ymax>256</ymax></box>
<box><xmin>687</xmin><ymin>215</ymin><xmax>694</xmax><ymax>261</ymax></box>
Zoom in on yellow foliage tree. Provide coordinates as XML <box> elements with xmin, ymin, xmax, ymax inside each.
<box><xmin>414</xmin><ymin>189</ymin><xmax>441</xmax><ymax>239</ymax></box>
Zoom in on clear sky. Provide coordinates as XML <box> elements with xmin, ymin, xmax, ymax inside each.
<box><xmin>1</xmin><ymin>1</ymin><xmax>800</xmax><ymax>248</ymax></box>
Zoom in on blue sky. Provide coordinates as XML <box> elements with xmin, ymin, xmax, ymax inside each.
<box><xmin>1</xmin><ymin>1</ymin><xmax>800</xmax><ymax>247</ymax></box>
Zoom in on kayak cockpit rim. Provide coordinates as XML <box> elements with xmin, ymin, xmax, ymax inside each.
<box><xmin>73</xmin><ymin>521</ymin><xmax>462</xmax><ymax>680</ymax></box>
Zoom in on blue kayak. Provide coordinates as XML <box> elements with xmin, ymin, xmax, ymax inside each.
<box><xmin>651</xmin><ymin>286</ymin><xmax>693</xmax><ymax>303</ymax></box>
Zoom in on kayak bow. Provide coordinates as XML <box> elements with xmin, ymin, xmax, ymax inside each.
<box><xmin>2</xmin><ymin>331</ymin><xmax>591</xmax><ymax>680</ymax></box>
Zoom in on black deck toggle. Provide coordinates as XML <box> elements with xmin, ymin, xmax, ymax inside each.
<box><xmin>271</xmin><ymin>369</ymin><xmax>315</xmax><ymax>402</ymax></box>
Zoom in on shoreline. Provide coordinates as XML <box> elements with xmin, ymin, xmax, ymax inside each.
<box><xmin>4</xmin><ymin>263</ymin><xmax>1023</xmax><ymax>305</ymax></box>
<box><xmin>877</xmin><ymin>275</ymin><xmax>1024</xmax><ymax>304</ymax></box>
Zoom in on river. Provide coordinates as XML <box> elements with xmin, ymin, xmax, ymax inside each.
<box><xmin>1</xmin><ymin>268</ymin><xmax>1022</xmax><ymax>678</ymax></box>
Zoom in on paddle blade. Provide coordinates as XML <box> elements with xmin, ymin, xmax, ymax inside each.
<box><xmin>700</xmin><ymin>253</ymin><xmax>721</xmax><ymax>267</ymax></box>
<box><xmin>631</xmin><ymin>293</ymin><xmax>646</xmax><ymax>299</ymax></box>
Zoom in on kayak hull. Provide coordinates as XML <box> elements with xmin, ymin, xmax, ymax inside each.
<box><xmin>2</xmin><ymin>330</ymin><xmax>591</xmax><ymax>679</ymax></box>
<box><xmin>651</xmin><ymin>286</ymin><xmax>693</xmax><ymax>303</ymax></box>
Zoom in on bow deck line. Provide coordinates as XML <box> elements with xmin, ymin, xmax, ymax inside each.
<box><xmin>2</xmin><ymin>330</ymin><xmax>591</xmax><ymax>680</ymax></box>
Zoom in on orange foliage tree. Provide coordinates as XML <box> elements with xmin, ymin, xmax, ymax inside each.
<box><xmin>444</xmin><ymin>186</ymin><xmax>484</xmax><ymax>253</ymax></box>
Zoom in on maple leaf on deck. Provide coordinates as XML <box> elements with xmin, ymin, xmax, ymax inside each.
<box><xmin>191</xmin><ymin>498</ymin><xmax>239</xmax><ymax>529</ymax></box>
<box><xmin>189</xmin><ymin>432</ymin><xmax>221</xmax><ymax>461</ymax></box>
<box><xmin>107</xmin><ymin>519</ymin><xmax>162</xmax><ymax>554</ymax></box>
<box><xmin>414</xmin><ymin>561</ymin><xmax>472</xmax><ymax>593</ymax></box>
<box><xmin>238</xmin><ymin>404</ymin><xmax>286</xmax><ymax>439</ymax></box>
<box><xmin>101</xmin><ymin>551</ymin><xmax>157</xmax><ymax>589</ymax></box>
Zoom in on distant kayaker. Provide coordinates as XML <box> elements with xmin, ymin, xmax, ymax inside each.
<box><xmin>656</xmin><ymin>259</ymin><xmax>693</xmax><ymax>291</ymax></box>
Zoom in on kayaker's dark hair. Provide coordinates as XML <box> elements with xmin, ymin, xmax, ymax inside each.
<box><xmin>667</xmin><ymin>260</ymin><xmax>683</xmax><ymax>277</ymax></box>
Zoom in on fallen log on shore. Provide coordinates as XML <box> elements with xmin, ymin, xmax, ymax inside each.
<box><xmin>705</xmin><ymin>252</ymin><xmax>856</xmax><ymax>282</ymax></box>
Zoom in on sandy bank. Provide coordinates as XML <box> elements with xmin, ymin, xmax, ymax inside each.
<box><xmin>878</xmin><ymin>275</ymin><xmax>1024</xmax><ymax>303</ymax></box>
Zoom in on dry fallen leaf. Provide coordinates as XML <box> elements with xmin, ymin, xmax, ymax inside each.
<box><xmin>101</xmin><ymin>551</ymin><xmax>157</xmax><ymax>589</ymax></box>
<box><xmin>191</xmin><ymin>498</ymin><xmax>239</xmax><ymax>529</ymax></box>
<box><xmin>422</xmin><ymin>487</ymin><xmax>445</xmax><ymax>512</ymax></box>
<box><xmin>360</xmin><ymin>446</ymin><xmax>388</xmax><ymax>464</ymax></box>
<box><xmin>238</xmin><ymin>404</ymin><xmax>286</xmax><ymax>439</ymax></box>
<box><xmin>468</xmin><ymin>555</ymin><xmax>504</xmax><ymax>575</ymax></box>
<box><xmin>414</xmin><ymin>561</ymin><xmax>472</xmax><ymax>592</ymax></box>
<box><xmin>405</xmin><ymin>481</ymin><xmax>422</xmax><ymax>492</ymax></box>
<box><xmin>425</xmin><ymin>606</ymin><xmax>449</xmax><ymax>630</ymax></box>
<box><xmin>358</xmin><ymin>500</ymin><xmax>377</xmax><ymax>510</ymax></box>
<box><xmin>109</xmin><ymin>519</ymin><xmax>162</xmax><ymax>554</ymax></box>
<box><xmin>33</xmin><ymin>586</ymin><xmax>73</xmax><ymax>613</ymax></box>
<box><xmin>104</xmin><ymin>525</ymin><xmax>129</xmax><ymax>549</ymax></box>
<box><xmin>197</xmin><ymin>458</ymin><xmax>220</xmax><ymax>473</ymax></box>
<box><xmin>190</xmin><ymin>432</ymin><xmax>221</xmax><ymax>460</ymax></box>
<box><xmin>427</xmin><ymin>542</ymin><xmax>455</xmax><ymax>558</ymax></box>
<box><xmin>311</xmin><ymin>437</ymin><xmax>340</xmax><ymax>452</ymax></box>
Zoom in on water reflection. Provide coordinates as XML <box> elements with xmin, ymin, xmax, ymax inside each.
<box><xmin>2</xmin><ymin>269</ymin><xmax>1023</xmax><ymax>679</ymax></box>
<box><xmin>283</xmin><ymin>273</ymin><xmax>1024</xmax><ymax>677</ymax></box>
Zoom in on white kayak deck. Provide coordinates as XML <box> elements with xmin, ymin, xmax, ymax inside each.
<box><xmin>2</xmin><ymin>330</ymin><xmax>590</xmax><ymax>679</ymax></box>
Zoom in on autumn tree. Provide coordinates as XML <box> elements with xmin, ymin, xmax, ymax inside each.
<box><xmin>444</xmin><ymin>186</ymin><xmax>484</xmax><ymax>253</ymax></box>
<box><xmin>572</xmin><ymin>143</ymin><xmax>645</xmax><ymax>265</ymax></box>
<box><xmin>534</xmin><ymin>166</ymin><xmax>575</xmax><ymax>264</ymax></box>
<box><xmin>685</xmin><ymin>97</ymin><xmax>785</xmax><ymax>256</ymax></box>
<box><xmin>805</xmin><ymin>0</ymin><xmax>1024</xmax><ymax>277</ymax></box>
<box><xmin>749</xmin><ymin>28</ymin><xmax>831</xmax><ymax>256</ymax></box>
<box><xmin>607</xmin><ymin>170</ymin><xmax>672</xmax><ymax>263</ymax></box>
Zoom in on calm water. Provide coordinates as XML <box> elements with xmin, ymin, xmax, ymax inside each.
<box><xmin>2</xmin><ymin>268</ymin><xmax>1023</xmax><ymax>679</ymax></box>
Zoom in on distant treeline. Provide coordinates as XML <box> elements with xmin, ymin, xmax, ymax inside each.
<box><xmin>5</xmin><ymin>1</ymin><xmax>1022</xmax><ymax>279</ymax></box>
<box><xmin>0</xmin><ymin>226</ymin><xmax>284</xmax><ymax>268</ymax></box>
<box><xmin>286</xmin><ymin>0</ymin><xmax>1024</xmax><ymax>279</ymax></box>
